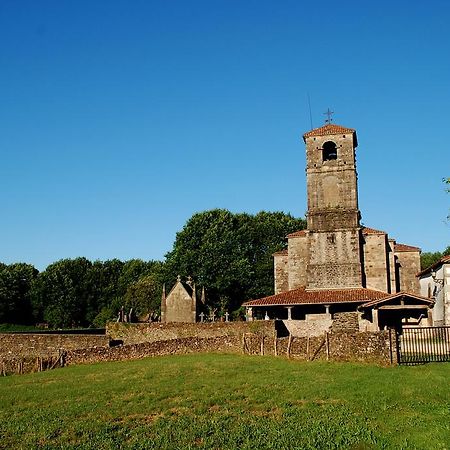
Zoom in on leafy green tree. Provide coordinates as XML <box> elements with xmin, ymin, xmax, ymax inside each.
<box><xmin>0</xmin><ymin>263</ymin><xmax>38</xmax><ymax>324</ymax></box>
<box><xmin>420</xmin><ymin>246</ymin><xmax>450</xmax><ymax>270</ymax></box>
<box><xmin>117</xmin><ymin>259</ymin><xmax>159</xmax><ymax>298</ymax></box>
<box><xmin>124</xmin><ymin>274</ymin><xmax>162</xmax><ymax>320</ymax></box>
<box><xmin>164</xmin><ymin>209</ymin><xmax>305</xmax><ymax>313</ymax></box>
<box><xmin>85</xmin><ymin>259</ymin><xmax>124</xmax><ymax>325</ymax></box>
<box><xmin>31</xmin><ymin>258</ymin><xmax>93</xmax><ymax>328</ymax></box>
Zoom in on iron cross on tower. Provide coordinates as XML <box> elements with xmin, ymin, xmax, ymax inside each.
<box><xmin>324</xmin><ymin>108</ymin><xmax>334</xmax><ymax>124</ymax></box>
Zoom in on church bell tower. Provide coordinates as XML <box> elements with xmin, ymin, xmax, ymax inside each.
<box><xmin>303</xmin><ymin>122</ymin><xmax>363</xmax><ymax>289</ymax></box>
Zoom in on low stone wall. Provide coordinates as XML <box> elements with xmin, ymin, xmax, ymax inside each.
<box><xmin>243</xmin><ymin>330</ymin><xmax>394</xmax><ymax>365</ymax></box>
<box><xmin>0</xmin><ymin>324</ymin><xmax>395</xmax><ymax>375</ymax></box>
<box><xmin>0</xmin><ymin>333</ymin><xmax>110</xmax><ymax>358</ymax></box>
<box><xmin>65</xmin><ymin>336</ymin><xmax>241</xmax><ymax>366</ymax></box>
<box><xmin>106</xmin><ymin>321</ymin><xmax>276</xmax><ymax>345</ymax></box>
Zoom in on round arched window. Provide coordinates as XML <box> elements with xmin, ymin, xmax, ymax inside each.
<box><xmin>323</xmin><ymin>141</ymin><xmax>337</xmax><ymax>161</ymax></box>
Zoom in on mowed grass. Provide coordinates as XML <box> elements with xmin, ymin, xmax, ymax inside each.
<box><xmin>0</xmin><ymin>354</ymin><xmax>449</xmax><ymax>449</ymax></box>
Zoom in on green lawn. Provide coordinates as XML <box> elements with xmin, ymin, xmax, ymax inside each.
<box><xmin>0</xmin><ymin>354</ymin><xmax>449</xmax><ymax>449</ymax></box>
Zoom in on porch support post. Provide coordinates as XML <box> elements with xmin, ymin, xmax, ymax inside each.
<box><xmin>286</xmin><ymin>306</ymin><xmax>293</xmax><ymax>321</ymax></box>
<box><xmin>246</xmin><ymin>307</ymin><xmax>253</xmax><ymax>322</ymax></box>
<box><xmin>427</xmin><ymin>307</ymin><xmax>433</xmax><ymax>326</ymax></box>
<box><xmin>325</xmin><ymin>304</ymin><xmax>330</xmax><ymax>315</ymax></box>
<box><xmin>372</xmin><ymin>308</ymin><xmax>379</xmax><ymax>331</ymax></box>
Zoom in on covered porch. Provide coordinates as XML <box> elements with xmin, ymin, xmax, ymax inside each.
<box><xmin>358</xmin><ymin>292</ymin><xmax>435</xmax><ymax>332</ymax></box>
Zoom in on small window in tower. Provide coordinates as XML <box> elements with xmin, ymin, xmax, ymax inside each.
<box><xmin>323</xmin><ymin>141</ymin><xmax>337</xmax><ymax>161</ymax></box>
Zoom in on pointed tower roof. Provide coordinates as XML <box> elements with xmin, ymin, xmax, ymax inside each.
<box><xmin>303</xmin><ymin>124</ymin><xmax>357</xmax><ymax>146</ymax></box>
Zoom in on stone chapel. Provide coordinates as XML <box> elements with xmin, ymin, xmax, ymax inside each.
<box><xmin>243</xmin><ymin>123</ymin><xmax>434</xmax><ymax>332</ymax></box>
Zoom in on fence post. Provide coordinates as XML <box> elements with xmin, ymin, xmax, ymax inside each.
<box><xmin>287</xmin><ymin>334</ymin><xmax>292</xmax><ymax>358</ymax></box>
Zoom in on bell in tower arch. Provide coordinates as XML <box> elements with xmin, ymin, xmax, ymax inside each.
<box><xmin>322</xmin><ymin>141</ymin><xmax>337</xmax><ymax>161</ymax></box>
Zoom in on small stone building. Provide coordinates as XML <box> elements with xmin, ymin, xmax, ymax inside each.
<box><xmin>418</xmin><ymin>255</ymin><xmax>450</xmax><ymax>326</ymax></box>
<box><xmin>161</xmin><ymin>276</ymin><xmax>197</xmax><ymax>323</ymax></box>
<box><xmin>243</xmin><ymin>123</ymin><xmax>433</xmax><ymax>334</ymax></box>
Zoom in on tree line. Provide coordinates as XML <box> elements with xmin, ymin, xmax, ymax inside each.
<box><xmin>0</xmin><ymin>210</ymin><xmax>306</xmax><ymax>328</ymax></box>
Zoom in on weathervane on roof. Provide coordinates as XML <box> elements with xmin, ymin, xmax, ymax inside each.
<box><xmin>324</xmin><ymin>108</ymin><xmax>334</xmax><ymax>124</ymax></box>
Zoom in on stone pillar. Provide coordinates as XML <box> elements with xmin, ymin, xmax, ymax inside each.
<box><xmin>325</xmin><ymin>305</ymin><xmax>330</xmax><ymax>315</ymax></box>
<box><xmin>286</xmin><ymin>307</ymin><xmax>293</xmax><ymax>320</ymax></box>
<box><xmin>372</xmin><ymin>308</ymin><xmax>379</xmax><ymax>331</ymax></box>
<box><xmin>246</xmin><ymin>307</ymin><xmax>253</xmax><ymax>321</ymax></box>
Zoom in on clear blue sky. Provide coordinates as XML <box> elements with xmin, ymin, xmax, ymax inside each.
<box><xmin>1</xmin><ymin>0</ymin><xmax>449</xmax><ymax>271</ymax></box>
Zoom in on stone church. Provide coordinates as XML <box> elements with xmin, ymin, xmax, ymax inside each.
<box><xmin>243</xmin><ymin>123</ymin><xmax>434</xmax><ymax>332</ymax></box>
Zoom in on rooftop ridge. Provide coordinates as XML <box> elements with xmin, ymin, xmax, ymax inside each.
<box><xmin>303</xmin><ymin>123</ymin><xmax>356</xmax><ymax>140</ymax></box>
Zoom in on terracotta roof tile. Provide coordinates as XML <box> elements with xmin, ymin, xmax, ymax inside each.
<box><xmin>286</xmin><ymin>230</ymin><xmax>307</xmax><ymax>238</ymax></box>
<box><xmin>303</xmin><ymin>124</ymin><xmax>356</xmax><ymax>139</ymax></box>
<box><xmin>242</xmin><ymin>286</ymin><xmax>388</xmax><ymax>307</ymax></box>
<box><xmin>394</xmin><ymin>243</ymin><xmax>421</xmax><ymax>252</ymax></box>
<box><xmin>361</xmin><ymin>227</ymin><xmax>386</xmax><ymax>235</ymax></box>
<box><xmin>273</xmin><ymin>249</ymin><xmax>288</xmax><ymax>257</ymax></box>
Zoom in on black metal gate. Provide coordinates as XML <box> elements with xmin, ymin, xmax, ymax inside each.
<box><xmin>396</xmin><ymin>326</ymin><xmax>450</xmax><ymax>364</ymax></box>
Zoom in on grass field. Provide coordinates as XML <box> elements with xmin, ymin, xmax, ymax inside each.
<box><xmin>0</xmin><ymin>354</ymin><xmax>449</xmax><ymax>449</ymax></box>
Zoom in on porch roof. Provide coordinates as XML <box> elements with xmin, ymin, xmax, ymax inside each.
<box><xmin>242</xmin><ymin>286</ymin><xmax>388</xmax><ymax>307</ymax></box>
<box><xmin>359</xmin><ymin>292</ymin><xmax>435</xmax><ymax>310</ymax></box>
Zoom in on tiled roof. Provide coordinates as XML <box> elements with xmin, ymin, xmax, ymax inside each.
<box><xmin>394</xmin><ymin>243</ymin><xmax>421</xmax><ymax>252</ymax></box>
<box><xmin>417</xmin><ymin>255</ymin><xmax>450</xmax><ymax>277</ymax></box>
<box><xmin>360</xmin><ymin>291</ymin><xmax>434</xmax><ymax>309</ymax></box>
<box><xmin>287</xmin><ymin>230</ymin><xmax>307</xmax><ymax>238</ymax></box>
<box><xmin>303</xmin><ymin>124</ymin><xmax>356</xmax><ymax>139</ymax></box>
<box><xmin>273</xmin><ymin>249</ymin><xmax>288</xmax><ymax>257</ymax></box>
<box><xmin>242</xmin><ymin>286</ymin><xmax>388</xmax><ymax>307</ymax></box>
<box><xmin>361</xmin><ymin>226</ymin><xmax>386</xmax><ymax>235</ymax></box>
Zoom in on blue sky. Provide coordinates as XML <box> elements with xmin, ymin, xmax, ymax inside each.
<box><xmin>1</xmin><ymin>0</ymin><xmax>449</xmax><ymax>270</ymax></box>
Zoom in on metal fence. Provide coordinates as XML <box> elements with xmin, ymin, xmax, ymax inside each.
<box><xmin>396</xmin><ymin>326</ymin><xmax>450</xmax><ymax>365</ymax></box>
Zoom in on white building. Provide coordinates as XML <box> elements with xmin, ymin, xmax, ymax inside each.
<box><xmin>418</xmin><ymin>256</ymin><xmax>450</xmax><ymax>326</ymax></box>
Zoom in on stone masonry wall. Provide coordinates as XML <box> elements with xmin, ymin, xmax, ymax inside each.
<box><xmin>0</xmin><ymin>333</ymin><xmax>110</xmax><ymax>358</ymax></box>
<box><xmin>396</xmin><ymin>250</ymin><xmax>421</xmax><ymax>295</ymax></box>
<box><xmin>106</xmin><ymin>321</ymin><xmax>276</xmax><ymax>345</ymax></box>
<box><xmin>69</xmin><ymin>330</ymin><xmax>393</xmax><ymax>366</ymax></box>
<box><xmin>274</xmin><ymin>253</ymin><xmax>289</xmax><ymax>294</ymax></box>
<box><xmin>363</xmin><ymin>233</ymin><xmax>390</xmax><ymax>292</ymax></box>
<box><xmin>288</xmin><ymin>235</ymin><xmax>308</xmax><ymax>290</ymax></box>
<box><xmin>243</xmin><ymin>330</ymin><xmax>393</xmax><ymax>365</ymax></box>
<box><xmin>0</xmin><ymin>324</ymin><xmax>395</xmax><ymax>375</ymax></box>
<box><xmin>331</xmin><ymin>312</ymin><xmax>360</xmax><ymax>332</ymax></box>
<box><xmin>307</xmin><ymin>229</ymin><xmax>362</xmax><ymax>289</ymax></box>
<box><xmin>65</xmin><ymin>336</ymin><xmax>241</xmax><ymax>366</ymax></box>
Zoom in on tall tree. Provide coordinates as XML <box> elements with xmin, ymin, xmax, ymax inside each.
<box><xmin>0</xmin><ymin>263</ymin><xmax>38</xmax><ymax>324</ymax></box>
<box><xmin>164</xmin><ymin>209</ymin><xmax>305</xmax><ymax>313</ymax></box>
<box><xmin>31</xmin><ymin>258</ymin><xmax>93</xmax><ymax>328</ymax></box>
<box><xmin>124</xmin><ymin>274</ymin><xmax>162</xmax><ymax>320</ymax></box>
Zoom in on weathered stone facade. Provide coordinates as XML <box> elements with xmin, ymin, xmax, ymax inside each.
<box><xmin>246</xmin><ymin>123</ymin><xmax>428</xmax><ymax>332</ymax></box>
<box><xmin>305</xmin><ymin>130</ymin><xmax>362</xmax><ymax>289</ymax></box>
<box><xmin>394</xmin><ymin>244</ymin><xmax>422</xmax><ymax>294</ymax></box>
<box><xmin>362</xmin><ymin>230</ymin><xmax>391</xmax><ymax>292</ymax></box>
<box><xmin>272</xmin><ymin>124</ymin><xmax>421</xmax><ymax>295</ymax></box>
<box><xmin>161</xmin><ymin>277</ymin><xmax>197</xmax><ymax>323</ymax></box>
